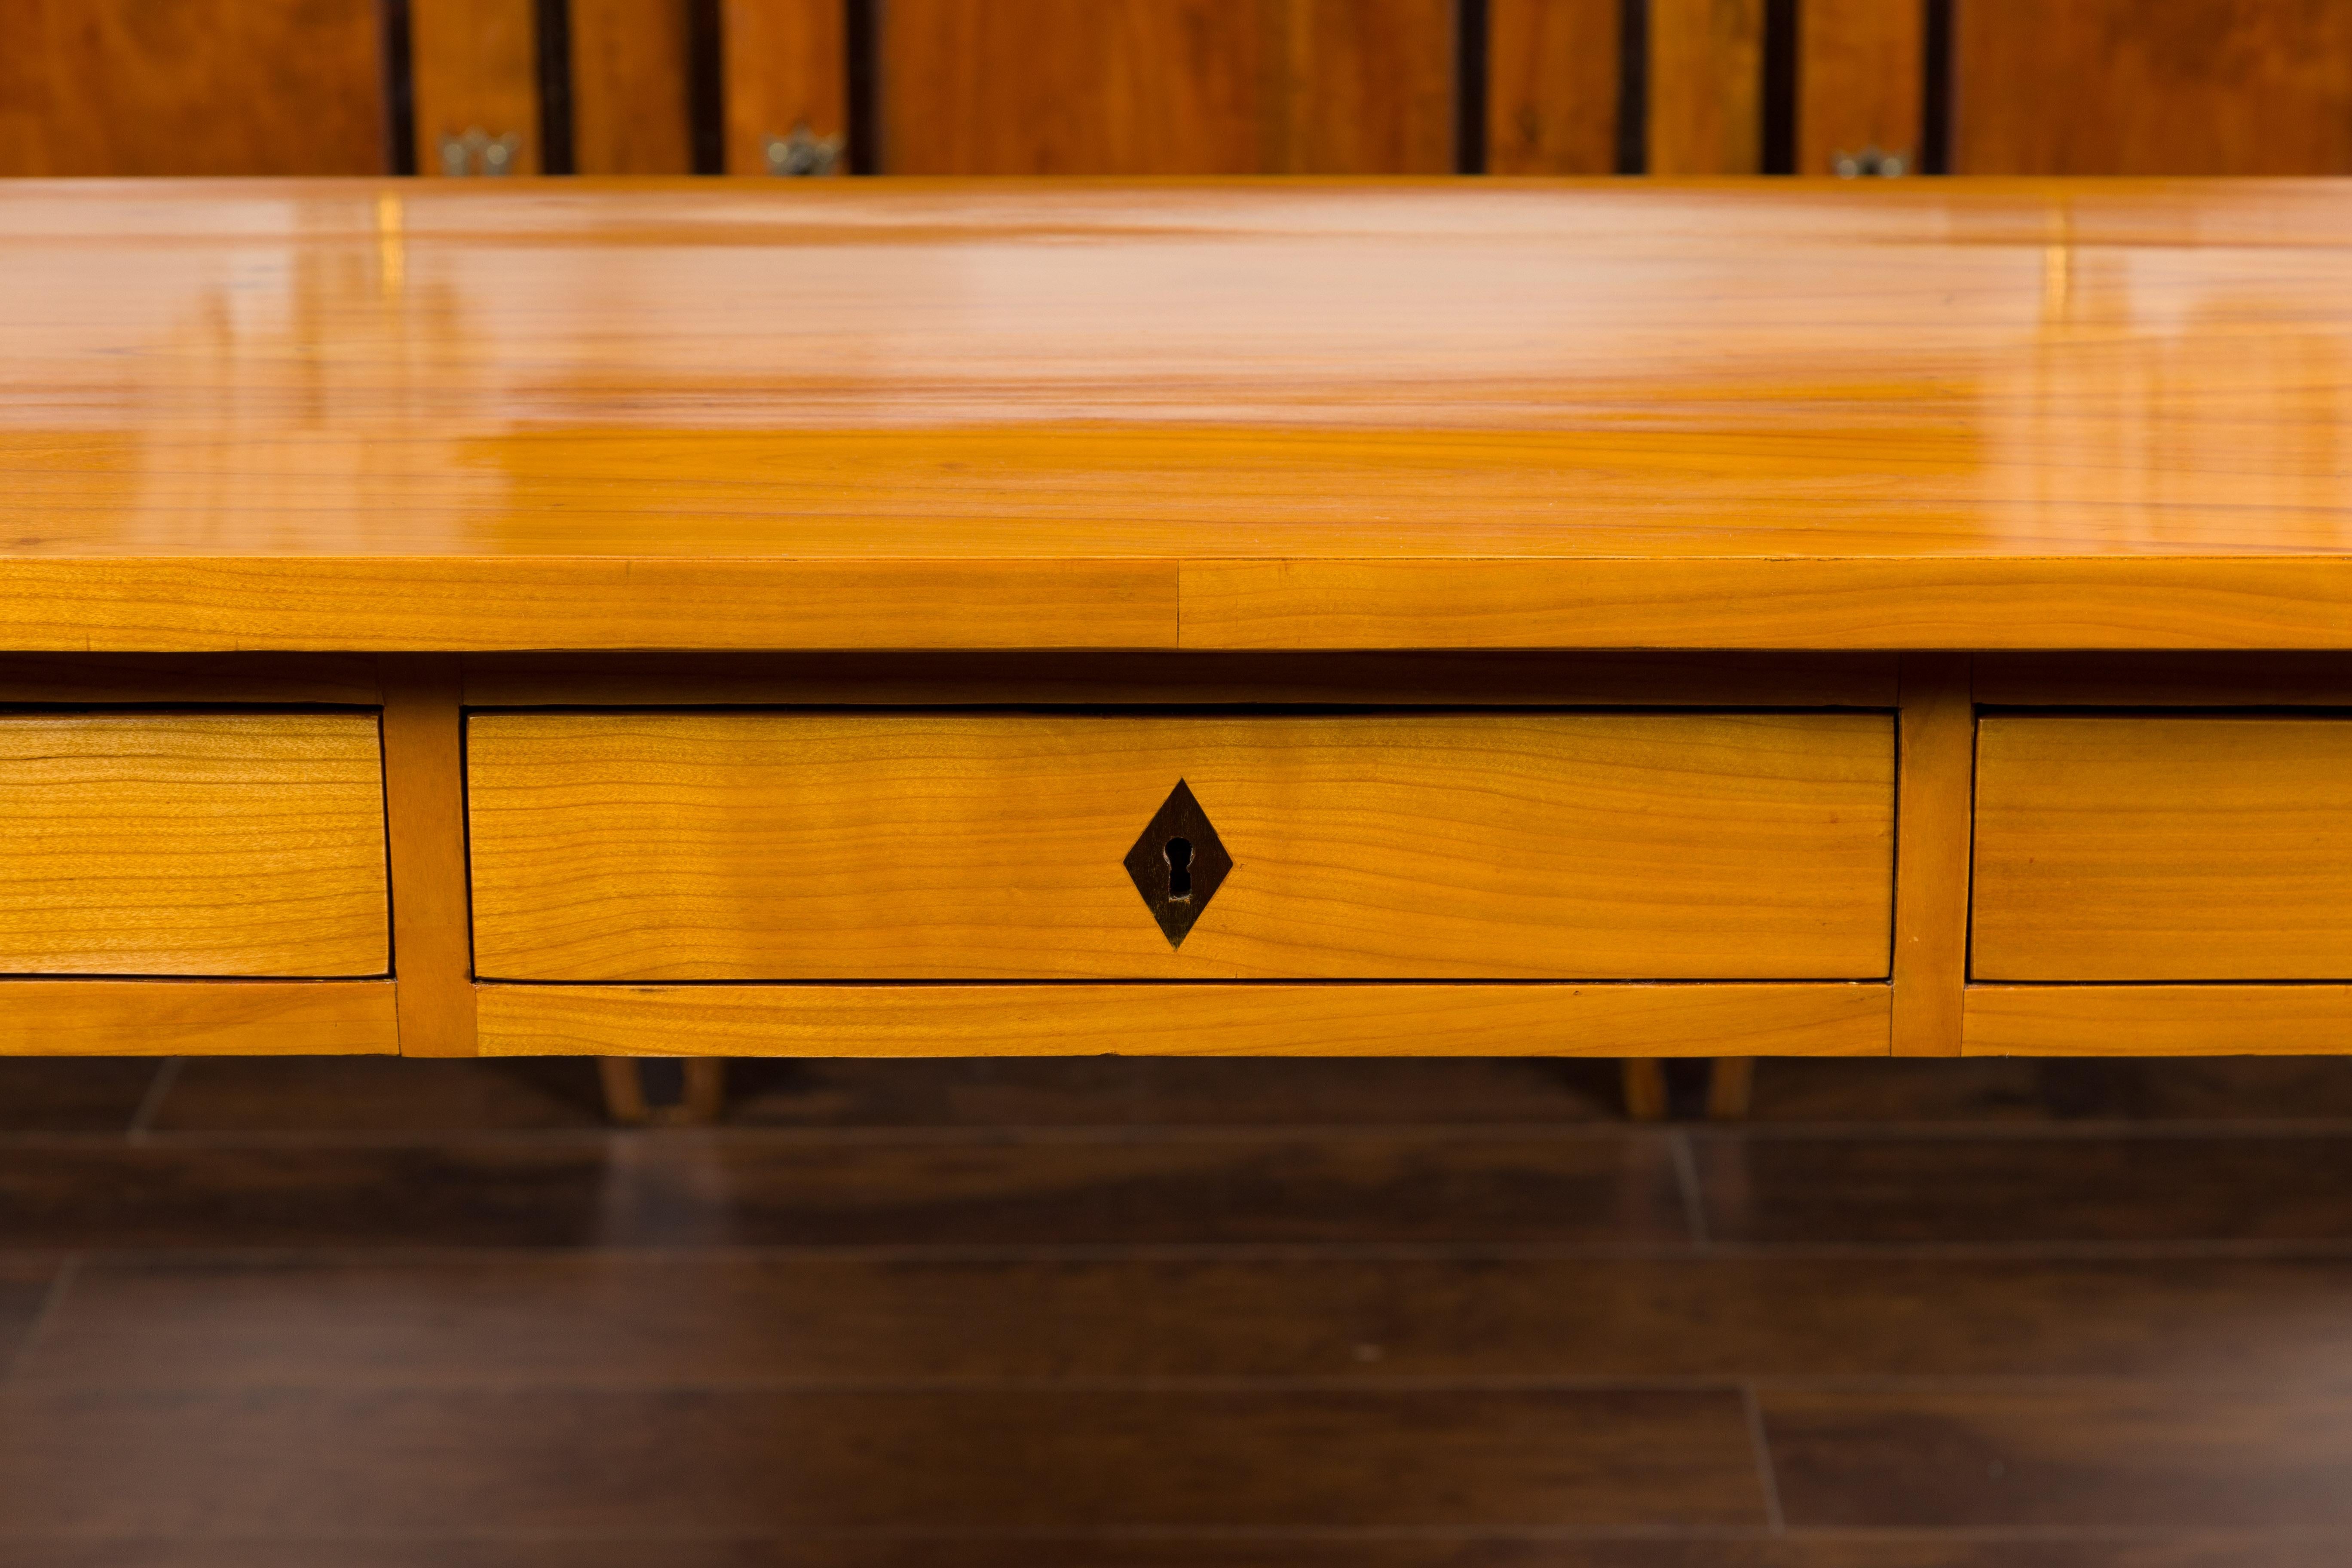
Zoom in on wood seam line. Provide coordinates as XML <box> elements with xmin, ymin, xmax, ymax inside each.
<box><xmin>1891</xmin><ymin>652</ymin><xmax>1973</xmax><ymax>1057</ymax></box>
<box><xmin>380</xmin><ymin>653</ymin><xmax>479</xmax><ymax>1057</ymax></box>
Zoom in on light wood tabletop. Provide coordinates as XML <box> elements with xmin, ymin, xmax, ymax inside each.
<box><xmin>7</xmin><ymin>177</ymin><xmax>2352</xmax><ymax>650</ymax></box>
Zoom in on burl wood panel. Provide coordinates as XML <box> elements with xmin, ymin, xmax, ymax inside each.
<box><xmin>1486</xmin><ymin>0</ymin><xmax>1618</xmax><ymax>175</ymax></box>
<box><xmin>0</xmin><ymin>0</ymin><xmax>386</xmax><ymax>176</ymax></box>
<box><xmin>1954</xmin><ymin>0</ymin><xmax>2352</xmax><ymax>175</ymax></box>
<box><xmin>478</xmin><ymin>981</ymin><xmax>1893</xmax><ymax>1058</ymax></box>
<box><xmin>1975</xmin><ymin>717</ymin><xmax>2352</xmax><ymax>981</ymax></box>
<box><xmin>0</xmin><ymin>714</ymin><xmax>388</xmax><ymax>977</ymax></box>
<box><xmin>877</xmin><ymin>0</ymin><xmax>1453</xmax><ymax>174</ymax></box>
<box><xmin>410</xmin><ymin>0</ymin><xmax>541</xmax><ymax>175</ymax></box>
<box><xmin>1649</xmin><ymin>0</ymin><xmax>1763</xmax><ymax>173</ymax></box>
<box><xmin>570</xmin><ymin>0</ymin><xmax>695</xmax><ymax>174</ymax></box>
<box><xmin>1798</xmin><ymin>0</ymin><xmax>1923</xmax><ymax>177</ymax></box>
<box><xmin>467</xmin><ymin>711</ymin><xmax>1895</xmax><ymax>982</ymax></box>
<box><xmin>722</xmin><ymin>0</ymin><xmax>847</xmax><ymax>174</ymax></box>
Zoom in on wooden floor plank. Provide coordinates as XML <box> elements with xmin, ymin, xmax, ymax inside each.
<box><xmin>0</xmin><ymin>1387</ymin><xmax>1764</xmax><ymax>1534</ymax></box>
<box><xmin>1766</xmin><ymin>1385</ymin><xmax>2352</xmax><ymax>1529</ymax></box>
<box><xmin>20</xmin><ymin>1254</ymin><xmax>2352</xmax><ymax>1389</ymax></box>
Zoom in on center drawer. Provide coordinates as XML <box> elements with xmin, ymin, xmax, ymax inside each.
<box><xmin>466</xmin><ymin>710</ymin><xmax>1893</xmax><ymax>981</ymax></box>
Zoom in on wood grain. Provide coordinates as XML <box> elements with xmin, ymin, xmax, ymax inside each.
<box><xmin>1486</xmin><ymin>0</ymin><xmax>1619</xmax><ymax>175</ymax></box>
<box><xmin>722</xmin><ymin>0</ymin><xmax>848</xmax><ymax>174</ymax></box>
<box><xmin>0</xmin><ymin>0</ymin><xmax>387</xmax><ymax>176</ymax></box>
<box><xmin>1954</xmin><ymin>0</ymin><xmax>2352</xmax><ymax>175</ymax></box>
<box><xmin>878</xmin><ymin>0</ymin><xmax>1451</xmax><ymax>173</ymax></box>
<box><xmin>478</xmin><ymin>981</ymin><xmax>1891</xmax><ymax>1057</ymax></box>
<box><xmin>1799</xmin><ymin>0</ymin><xmax>1923</xmax><ymax>176</ymax></box>
<box><xmin>1649</xmin><ymin>0</ymin><xmax>1763</xmax><ymax>173</ymax></box>
<box><xmin>1975</xmin><ymin>717</ymin><xmax>2352</xmax><ymax>982</ymax></box>
<box><xmin>410</xmin><ymin>0</ymin><xmax>541</xmax><ymax>175</ymax></box>
<box><xmin>571</xmin><ymin>0</ymin><xmax>695</xmax><ymax>174</ymax></box>
<box><xmin>11</xmin><ymin>180</ymin><xmax>2352</xmax><ymax>650</ymax></box>
<box><xmin>467</xmin><ymin>711</ymin><xmax>1895</xmax><ymax>982</ymax></box>
<box><xmin>1890</xmin><ymin>655</ymin><xmax>1971</xmax><ymax>1057</ymax></box>
<box><xmin>1966</xmin><ymin>985</ymin><xmax>2352</xmax><ymax>1057</ymax></box>
<box><xmin>0</xmin><ymin>714</ymin><xmax>386</xmax><ymax>977</ymax></box>
<box><xmin>0</xmin><ymin>981</ymin><xmax>396</xmax><ymax>1056</ymax></box>
<box><xmin>381</xmin><ymin>657</ymin><xmax>478</xmax><ymax>1057</ymax></box>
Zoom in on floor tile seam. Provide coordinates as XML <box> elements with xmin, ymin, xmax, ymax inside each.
<box><xmin>15</xmin><ymin>1373</ymin><xmax>2352</xmax><ymax>1397</ymax></box>
<box><xmin>1</xmin><ymin>1525</ymin><xmax>2346</xmax><ymax>1544</ymax></box>
<box><xmin>0</xmin><ymin>1124</ymin><xmax>1684</xmax><ymax>1149</ymax></box>
<box><xmin>29</xmin><ymin>1240</ymin><xmax>2352</xmax><ymax>1262</ymax></box>
<box><xmin>0</xmin><ymin>1375</ymin><xmax>1771</xmax><ymax>1397</ymax></box>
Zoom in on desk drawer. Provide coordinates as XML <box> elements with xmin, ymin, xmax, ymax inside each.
<box><xmin>468</xmin><ymin>711</ymin><xmax>1894</xmax><ymax>981</ymax></box>
<box><xmin>0</xmin><ymin>713</ymin><xmax>389</xmax><ymax>976</ymax></box>
<box><xmin>1975</xmin><ymin>716</ymin><xmax>2352</xmax><ymax>981</ymax></box>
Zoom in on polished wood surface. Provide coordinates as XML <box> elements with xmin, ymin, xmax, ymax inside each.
<box><xmin>409</xmin><ymin>0</ymin><xmax>541</xmax><ymax>175</ymax></box>
<box><xmin>1975</xmin><ymin>717</ymin><xmax>2352</xmax><ymax>982</ymax></box>
<box><xmin>478</xmin><ymin>980</ymin><xmax>1891</xmax><ymax>1057</ymax></box>
<box><xmin>1648</xmin><ymin>0</ymin><xmax>1763</xmax><ymax>173</ymax></box>
<box><xmin>467</xmin><ymin>712</ymin><xmax>1894</xmax><ymax>981</ymax></box>
<box><xmin>722</xmin><ymin>0</ymin><xmax>848</xmax><ymax>175</ymax></box>
<box><xmin>1955</xmin><ymin>0</ymin><xmax>2352</xmax><ymax>175</ymax></box>
<box><xmin>0</xmin><ymin>0</ymin><xmax>387</xmax><ymax>177</ymax></box>
<box><xmin>571</xmin><ymin>0</ymin><xmax>695</xmax><ymax>175</ymax></box>
<box><xmin>0</xmin><ymin>980</ymin><xmax>396</xmax><ymax>1055</ymax></box>
<box><xmin>1890</xmin><ymin>656</ymin><xmax>1970</xmax><ymax>1057</ymax></box>
<box><xmin>0</xmin><ymin>714</ymin><xmax>387</xmax><ymax>977</ymax></box>
<box><xmin>876</xmin><ymin>0</ymin><xmax>1452</xmax><ymax>174</ymax></box>
<box><xmin>380</xmin><ymin>657</ymin><xmax>478</xmax><ymax>1057</ymax></box>
<box><xmin>13</xmin><ymin>180</ymin><xmax>2352</xmax><ymax>649</ymax></box>
<box><xmin>1799</xmin><ymin>0</ymin><xmax>1923</xmax><ymax>176</ymax></box>
<box><xmin>1486</xmin><ymin>0</ymin><xmax>1618</xmax><ymax>175</ymax></box>
<box><xmin>1965</xmin><ymin>985</ymin><xmax>2352</xmax><ymax>1056</ymax></box>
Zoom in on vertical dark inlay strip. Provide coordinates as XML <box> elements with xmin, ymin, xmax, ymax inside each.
<box><xmin>381</xmin><ymin>0</ymin><xmax>417</xmax><ymax>175</ymax></box>
<box><xmin>1761</xmin><ymin>0</ymin><xmax>1797</xmax><ymax>173</ymax></box>
<box><xmin>1455</xmin><ymin>0</ymin><xmax>1489</xmax><ymax>173</ymax></box>
<box><xmin>847</xmin><ymin>0</ymin><xmax>880</xmax><ymax>173</ymax></box>
<box><xmin>687</xmin><ymin>0</ymin><xmax>726</xmax><ymax>173</ymax></box>
<box><xmin>1614</xmin><ymin>0</ymin><xmax>1649</xmax><ymax>174</ymax></box>
<box><xmin>536</xmin><ymin>0</ymin><xmax>576</xmax><ymax>174</ymax></box>
<box><xmin>1921</xmin><ymin>0</ymin><xmax>1954</xmax><ymax>173</ymax></box>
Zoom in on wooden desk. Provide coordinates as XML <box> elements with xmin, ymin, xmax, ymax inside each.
<box><xmin>6</xmin><ymin>176</ymin><xmax>2352</xmax><ymax>1064</ymax></box>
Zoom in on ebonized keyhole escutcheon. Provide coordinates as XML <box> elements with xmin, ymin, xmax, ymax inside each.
<box><xmin>1123</xmin><ymin>780</ymin><xmax>1232</xmax><ymax>947</ymax></box>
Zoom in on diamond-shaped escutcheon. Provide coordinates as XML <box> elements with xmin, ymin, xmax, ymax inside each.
<box><xmin>1123</xmin><ymin>779</ymin><xmax>1234</xmax><ymax>947</ymax></box>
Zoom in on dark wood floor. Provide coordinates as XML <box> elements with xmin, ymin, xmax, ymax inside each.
<box><xmin>5</xmin><ymin>1053</ymin><xmax>2352</xmax><ymax>1565</ymax></box>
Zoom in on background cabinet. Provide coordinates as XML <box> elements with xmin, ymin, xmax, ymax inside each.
<box><xmin>4</xmin><ymin>1</ymin><xmax>2352</xmax><ymax>180</ymax></box>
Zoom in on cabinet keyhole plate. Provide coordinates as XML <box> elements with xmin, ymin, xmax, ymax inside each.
<box><xmin>1122</xmin><ymin>780</ymin><xmax>1232</xmax><ymax>947</ymax></box>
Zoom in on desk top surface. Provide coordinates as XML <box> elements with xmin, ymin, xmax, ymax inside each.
<box><xmin>8</xmin><ymin>178</ymin><xmax>2352</xmax><ymax>652</ymax></box>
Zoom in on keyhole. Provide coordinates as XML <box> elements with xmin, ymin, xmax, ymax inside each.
<box><xmin>1164</xmin><ymin>837</ymin><xmax>1194</xmax><ymax>899</ymax></box>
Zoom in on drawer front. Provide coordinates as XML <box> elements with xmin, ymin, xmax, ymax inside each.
<box><xmin>0</xmin><ymin>714</ymin><xmax>389</xmax><ymax>976</ymax></box>
<box><xmin>1975</xmin><ymin>715</ymin><xmax>2352</xmax><ymax>981</ymax></box>
<box><xmin>468</xmin><ymin>711</ymin><xmax>1894</xmax><ymax>981</ymax></box>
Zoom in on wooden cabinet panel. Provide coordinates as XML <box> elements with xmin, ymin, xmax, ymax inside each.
<box><xmin>1954</xmin><ymin>0</ymin><xmax>2352</xmax><ymax>175</ymax></box>
<box><xmin>0</xmin><ymin>0</ymin><xmax>386</xmax><ymax>176</ymax></box>
<box><xmin>571</xmin><ymin>0</ymin><xmax>695</xmax><ymax>174</ymax></box>
<box><xmin>468</xmin><ymin>711</ymin><xmax>1896</xmax><ymax>982</ymax></box>
<box><xmin>875</xmin><ymin>0</ymin><xmax>1453</xmax><ymax>175</ymax></box>
<box><xmin>1975</xmin><ymin>717</ymin><xmax>2352</xmax><ymax>981</ymax></box>
<box><xmin>1488</xmin><ymin>0</ymin><xmax>1619</xmax><ymax>174</ymax></box>
<box><xmin>722</xmin><ymin>0</ymin><xmax>847</xmax><ymax>175</ymax></box>
<box><xmin>0</xmin><ymin>714</ymin><xmax>388</xmax><ymax>977</ymax></box>
<box><xmin>1798</xmin><ymin>0</ymin><xmax>1923</xmax><ymax>177</ymax></box>
<box><xmin>1649</xmin><ymin>0</ymin><xmax>1763</xmax><ymax>173</ymax></box>
<box><xmin>410</xmin><ymin>0</ymin><xmax>541</xmax><ymax>175</ymax></box>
